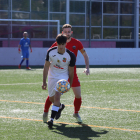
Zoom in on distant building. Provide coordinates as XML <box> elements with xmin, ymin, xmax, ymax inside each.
<box><xmin>0</xmin><ymin>0</ymin><xmax>139</xmax><ymax>48</ymax></box>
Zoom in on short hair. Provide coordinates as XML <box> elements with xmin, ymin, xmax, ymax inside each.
<box><xmin>56</xmin><ymin>33</ymin><xmax>67</xmax><ymax>44</ymax></box>
<box><xmin>62</xmin><ymin>24</ymin><xmax>72</xmax><ymax>30</ymax></box>
<box><xmin>23</xmin><ymin>32</ymin><xmax>28</xmax><ymax>35</ymax></box>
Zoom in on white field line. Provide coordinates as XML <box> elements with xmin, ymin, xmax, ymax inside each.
<box><xmin>0</xmin><ymin>82</ymin><xmax>41</xmax><ymax>86</ymax></box>
<box><xmin>0</xmin><ymin>79</ymin><xmax>140</xmax><ymax>86</ymax></box>
<box><xmin>80</xmin><ymin>79</ymin><xmax>140</xmax><ymax>82</ymax></box>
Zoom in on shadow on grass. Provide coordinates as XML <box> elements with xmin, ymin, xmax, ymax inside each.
<box><xmin>52</xmin><ymin>123</ymin><xmax>108</xmax><ymax>140</ymax></box>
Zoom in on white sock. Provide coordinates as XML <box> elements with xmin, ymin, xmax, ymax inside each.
<box><xmin>50</xmin><ymin>118</ymin><xmax>54</xmax><ymax>121</ymax></box>
<box><xmin>59</xmin><ymin>104</ymin><xmax>62</xmax><ymax>109</ymax></box>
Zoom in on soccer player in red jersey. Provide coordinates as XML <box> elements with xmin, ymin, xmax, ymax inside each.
<box><xmin>43</xmin><ymin>24</ymin><xmax>90</xmax><ymax>123</ymax></box>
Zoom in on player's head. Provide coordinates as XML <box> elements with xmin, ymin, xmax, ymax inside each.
<box><xmin>56</xmin><ymin>33</ymin><xmax>67</xmax><ymax>54</ymax></box>
<box><xmin>56</xmin><ymin>33</ymin><xmax>67</xmax><ymax>45</ymax></box>
<box><xmin>23</xmin><ymin>32</ymin><xmax>28</xmax><ymax>39</ymax></box>
<box><xmin>62</xmin><ymin>24</ymin><xmax>73</xmax><ymax>40</ymax></box>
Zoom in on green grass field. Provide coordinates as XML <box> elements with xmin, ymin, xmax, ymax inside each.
<box><xmin>0</xmin><ymin>68</ymin><xmax>140</xmax><ymax>140</ymax></box>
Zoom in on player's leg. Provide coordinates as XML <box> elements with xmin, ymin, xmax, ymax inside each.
<box><xmin>72</xmin><ymin>86</ymin><xmax>82</xmax><ymax>112</ymax></box>
<box><xmin>71</xmin><ymin>74</ymin><xmax>82</xmax><ymax>123</ymax></box>
<box><xmin>43</xmin><ymin>78</ymin><xmax>65</xmax><ymax>124</ymax></box>
<box><xmin>48</xmin><ymin>91</ymin><xmax>61</xmax><ymax>128</ymax></box>
<box><xmin>18</xmin><ymin>51</ymin><xmax>25</xmax><ymax>68</ymax></box>
<box><xmin>71</xmin><ymin>75</ymin><xmax>82</xmax><ymax>113</ymax></box>
<box><xmin>55</xmin><ymin>103</ymin><xmax>65</xmax><ymax>120</ymax></box>
<box><xmin>55</xmin><ymin>79</ymin><xmax>68</xmax><ymax>120</ymax></box>
<box><xmin>72</xmin><ymin>86</ymin><xmax>82</xmax><ymax>123</ymax></box>
<box><xmin>43</xmin><ymin>78</ymin><xmax>56</xmax><ymax>123</ymax></box>
<box><xmin>44</xmin><ymin>96</ymin><xmax>52</xmax><ymax>113</ymax></box>
<box><xmin>26</xmin><ymin>52</ymin><xmax>31</xmax><ymax>70</ymax></box>
<box><xmin>43</xmin><ymin>96</ymin><xmax>53</xmax><ymax>123</ymax></box>
<box><xmin>18</xmin><ymin>58</ymin><xmax>25</xmax><ymax>68</ymax></box>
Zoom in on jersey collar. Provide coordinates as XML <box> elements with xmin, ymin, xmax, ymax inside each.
<box><xmin>57</xmin><ymin>48</ymin><xmax>66</xmax><ymax>55</ymax></box>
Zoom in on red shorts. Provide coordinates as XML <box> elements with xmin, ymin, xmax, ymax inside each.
<box><xmin>68</xmin><ymin>66</ymin><xmax>81</xmax><ymax>87</ymax></box>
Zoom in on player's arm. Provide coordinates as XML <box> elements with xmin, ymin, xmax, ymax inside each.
<box><xmin>80</xmin><ymin>49</ymin><xmax>90</xmax><ymax>75</ymax></box>
<box><xmin>78</xmin><ymin>40</ymin><xmax>90</xmax><ymax>75</ymax></box>
<box><xmin>18</xmin><ymin>39</ymin><xmax>22</xmax><ymax>53</ymax></box>
<box><xmin>29</xmin><ymin>44</ymin><xmax>31</xmax><ymax>49</ymax></box>
<box><xmin>29</xmin><ymin>44</ymin><xmax>32</xmax><ymax>52</ymax></box>
<box><xmin>29</xmin><ymin>39</ymin><xmax>32</xmax><ymax>52</ymax></box>
<box><xmin>42</xmin><ymin>60</ymin><xmax>50</xmax><ymax>90</ymax></box>
<box><xmin>68</xmin><ymin>51</ymin><xmax>76</xmax><ymax>87</ymax></box>
<box><xmin>68</xmin><ymin>66</ymin><xmax>74</xmax><ymax>87</ymax></box>
<box><xmin>82</xmin><ymin>51</ymin><xmax>90</xmax><ymax>75</ymax></box>
<box><xmin>18</xmin><ymin>44</ymin><xmax>21</xmax><ymax>49</ymax></box>
<box><xmin>18</xmin><ymin>44</ymin><xmax>21</xmax><ymax>53</ymax></box>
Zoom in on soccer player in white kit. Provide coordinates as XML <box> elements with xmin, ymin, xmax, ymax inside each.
<box><xmin>42</xmin><ymin>34</ymin><xmax>76</xmax><ymax>128</ymax></box>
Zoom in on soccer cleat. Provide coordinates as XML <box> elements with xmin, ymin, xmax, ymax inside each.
<box><xmin>26</xmin><ymin>67</ymin><xmax>31</xmax><ymax>70</ymax></box>
<box><xmin>73</xmin><ymin>113</ymin><xmax>82</xmax><ymax>123</ymax></box>
<box><xmin>18</xmin><ymin>65</ymin><xmax>21</xmax><ymax>69</ymax></box>
<box><xmin>43</xmin><ymin>112</ymin><xmax>48</xmax><ymax>123</ymax></box>
<box><xmin>55</xmin><ymin>104</ymin><xmax>65</xmax><ymax>120</ymax></box>
<box><xmin>48</xmin><ymin>120</ymin><xmax>53</xmax><ymax>129</ymax></box>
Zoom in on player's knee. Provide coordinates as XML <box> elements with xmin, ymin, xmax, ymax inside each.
<box><xmin>49</xmin><ymin>96</ymin><xmax>54</xmax><ymax>103</ymax></box>
<box><xmin>75</xmin><ymin>93</ymin><xmax>81</xmax><ymax>98</ymax></box>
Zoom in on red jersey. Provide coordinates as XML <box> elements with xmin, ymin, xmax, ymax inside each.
<box><xmin>51</xmin><ymin>38</ymin><xmax>85</xmax><ymax>57</ymax></box>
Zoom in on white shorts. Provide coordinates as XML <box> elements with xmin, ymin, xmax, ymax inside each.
<box><xmin>47</xmin><ymin>78</ymin><xmax>58</xmax><ymax>97</ymax></box>
<box><xmin>48</xmin><ymin>78</ymin><xmax>65</xmax><ymax>97</ymax></box>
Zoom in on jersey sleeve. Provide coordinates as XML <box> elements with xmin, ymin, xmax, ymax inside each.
<box><xmin>78</xmin><ymin>40</ymin><xmax>86</xmax><ymax>54</ymax></box>
<box><xmin>45</xmin><ymin>49</ymin><xmax>50</xmax><ymax>61</ymax></box>
<box><xmin>19</xmin><ymin>39</ymin><xmax>22</xmax><ymax>45</ymax></box>
<box><xmin>69</xmin><ymin>52</ymin><xmax>76</xmax><ymax>67</ymax></box>
<box><xmin>46</xmin><ymin>47</ymin><xmax>57</xmax><ymax>62</ymax></box>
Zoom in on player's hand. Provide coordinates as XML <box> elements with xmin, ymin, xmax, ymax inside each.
<box><xmin>42</xmin><ymin>83</ymin><xmax>47</xmax><ymax>90</ymax></box>
<box><xmin>18</xmin><ymin>48</ymin><xmax>21</xmax><ymax>53</ymax></box>
<box><xmin>83</xmin><ymin>68</ymin><xmax>90</xmax><ymax>75</ymax></box>
<box><xmin>30</xmin><ymin>48</ymin><xmax>32</xmax><ymax>53</ymax></box>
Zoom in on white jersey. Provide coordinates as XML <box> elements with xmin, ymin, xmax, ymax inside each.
<box><xmin>46</xmin><ymin>46</ymin><xmax>76</xmax><ymax>80</ymax></box>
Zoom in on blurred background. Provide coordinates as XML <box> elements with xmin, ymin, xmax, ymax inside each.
<box><xmin>0</xmin><ymin>0</ymin><xmax>140</xmax><ymax>48</ymax></box>
<box><xmin>0</xmin><ymin>0</ymin><xmax>140</xmax><ymax>66</ymax></box>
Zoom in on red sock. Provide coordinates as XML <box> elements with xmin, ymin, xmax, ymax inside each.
<box><xmin>44</xmin><ymin>96</ymin><xmax>52</xmax><ymax>112</ymax></box>
<box><xmin>74</xmin><ymin>97</ymin><xmax>82</xmax><ymax>113</ymax></box>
